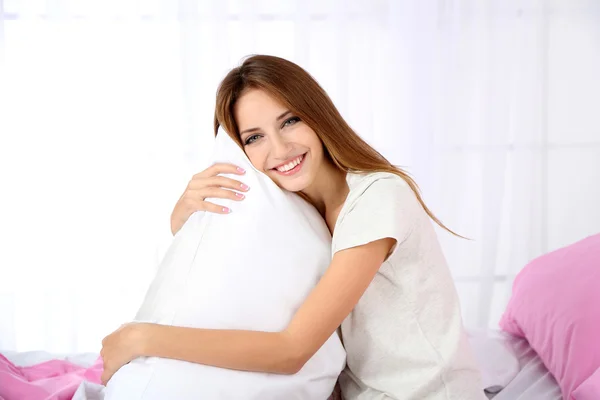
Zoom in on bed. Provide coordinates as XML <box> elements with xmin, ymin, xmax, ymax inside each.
<box><xmin>468</xmin><ymin>329</ymin><xmax>562</xmax><ymax>400</ymax></box>
<box><xmin>1</xmin><ymin>329</ymin><xmax>562</xmax><ymax>400</ymax></box>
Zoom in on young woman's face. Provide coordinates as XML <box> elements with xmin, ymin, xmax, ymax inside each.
<box><xmin>234</xmin><ymin>88</ymin><xmax>324</xmax><ymax>192</ymax></box>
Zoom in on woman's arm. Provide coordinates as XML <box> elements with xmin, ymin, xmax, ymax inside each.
<box><xmin>140</xmin><ymin>237</ymin><xmax>396</xmax><ymax>374</ymax></box>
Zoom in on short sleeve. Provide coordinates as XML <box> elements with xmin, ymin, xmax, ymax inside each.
<box><xmin>332</xmin><ymin>176</ymin><xmax>423</xmax><ymax>258</ymax></box>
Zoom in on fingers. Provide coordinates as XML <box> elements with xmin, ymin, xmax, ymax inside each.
<box><xmin>181</xmin><ymin>195</ymin><xmax>234</xmax><ymax>215</ymax></box>
<box><xmin>210</xmin><ymin>176</ymin><xmax>251</xmax><ymax>192</ymax></box>
<box><xmin>182</xmin><ymin>164</ymin><xmax>250</xmax><ymax>216</ymax></box>
<box><xmin>196</xmin><ymin>163</ymin><xmax>246</xmax><ymax>179</ymax></box>
<box><xmin>202</xmin><ymin>201</ymin><xmax>233</xmax><ymax>214</ymax></box>
<box><xmin>182</xmin><ymin>187</ymin><xmax>243</xmax><ymax>207</ymax></box>
<box><xmin>187</xmin><ymin>176</ymin><xmax>250</xmax><ymax>192</ymax></box>
<box><xmin>200</xmin><ymin>187</ymin><xmax>245</xmax><ymax>202</ymax></box>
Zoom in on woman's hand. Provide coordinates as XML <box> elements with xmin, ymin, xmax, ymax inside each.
<box><xmin>100</xmin><ymin>322</ymin><xmax>147</xmax><ymax>385</ymax></box>
<box><xmin>170</xmin><ymin>163</ymin><xmax>249</xmax><ymax>235</ymax></box>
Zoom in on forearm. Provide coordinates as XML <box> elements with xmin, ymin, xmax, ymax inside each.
<box><xmin>142</xmin><ymin>324</ymin><xmax>302</xmax><ymax>374</ymax></box>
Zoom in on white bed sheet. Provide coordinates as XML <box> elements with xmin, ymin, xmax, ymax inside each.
<box><xmin>2</xmin><ymin>329</ymin><xmax>562</xmax><ymax>400</ymax></box>
<box><xmin>468</xmin><ymin>329</ymin><xmax>562</xmax><ymax>400</ymax></box>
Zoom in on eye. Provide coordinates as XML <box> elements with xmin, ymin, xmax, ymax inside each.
<box><xmin>244</xmin><ymin>134</ymin><xmax>261</xmax><ymax>145</ymax></box>
<box><xmin>282</xmin><ymin>116</ymin><xmax>301</xmax><ymax>128</ymax></box>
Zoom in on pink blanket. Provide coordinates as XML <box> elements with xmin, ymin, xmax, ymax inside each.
<box><xmin>0</xmin><ymin>353</ymin><xmax>103</xmax><ymax>400</ymax></box>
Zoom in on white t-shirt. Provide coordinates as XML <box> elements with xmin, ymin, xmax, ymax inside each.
<box><xmin>332</xmin><ymin>172</ymin><xmax>486</xmax><ymax>400</ymax></box>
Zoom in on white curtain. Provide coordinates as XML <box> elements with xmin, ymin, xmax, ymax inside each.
<box><xmin>0</xmin><ymin>0</ymin><xmax>599</xmax><ymax>353</ymax></box>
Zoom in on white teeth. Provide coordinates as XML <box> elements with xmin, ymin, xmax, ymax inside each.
<box><xmin>276</xmin><ymin>155</ymin><xmax>303</xmax><ymax>172</ymax></box>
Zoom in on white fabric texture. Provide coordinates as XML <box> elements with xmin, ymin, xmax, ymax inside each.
<box><xmin>1</xmin><ymin>1</ymin><xmax>599</xmax><ymax>353</ymax></box>
<box><xmin>472</xmin><ymin>331</ymin><xmax>562</xmax><ymax>400</ymax></box>
<box><xmin>466</xmin><ymin>330</ymin><xmax>521</xmax><ymax>394</ymax></box>
<box><xmin>333</xmin><ymin>172</ymin><xmax>486</xmax><ymax>400</ymax></box>
<box><xmin>103</xmin><ymin>131</ymin><xmax>345</xmax><ymax>400</ymax></box>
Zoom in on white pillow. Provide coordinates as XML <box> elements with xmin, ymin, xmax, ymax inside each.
<box><xmin>104</xmin><ymin>130</ymin><xmax>346</xmax><ymax>400</ymax></box>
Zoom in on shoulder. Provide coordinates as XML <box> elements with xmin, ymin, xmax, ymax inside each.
<box><xmin>344</xmin><ymin>171</ymin><xmax>416</xmax><ymax>210</ymax></box>
<box><xmin>333</xmin><ymin>171</ymin><xmax>423</xmax><ymax>255</ymax></box>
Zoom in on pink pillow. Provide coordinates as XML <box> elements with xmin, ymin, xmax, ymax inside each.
<box><xmin>572</xmin><ymin>367</ymin><xmax>600</xmax><ymax>400</ymax></box>
<box><xmin>499</xmin><ymin>233</ymin><xmax>600</xmax><ymax>400</ymax></box>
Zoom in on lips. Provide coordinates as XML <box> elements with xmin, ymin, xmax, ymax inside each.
<box><xmin>272</xmin><ymin>153</ymin><xmax>307</xmax><ymax>176</ymax></box>
<box><xmin>274</xmin><ymin>154</ymin><xmax>304</xmax><ymax>172</ymax></box>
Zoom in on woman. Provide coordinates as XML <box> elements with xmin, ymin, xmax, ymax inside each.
<box><xmin>101</xmin><ymin>55</ymin><xmax>485</xmax><ymax>399</ymax></box>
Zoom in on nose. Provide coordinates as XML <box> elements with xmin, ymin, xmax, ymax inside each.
<box><xmin>269</xmin><ymin>133</ymin><xmax>293</xmax><ymax>160</ymax></box>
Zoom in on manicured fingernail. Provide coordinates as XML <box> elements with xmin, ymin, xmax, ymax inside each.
<box><xmin>240</xmin><ymin>184</ymin><xmax>250</xmax><ymax>191</ymax></box>
<box><xmin>222</xmin><ymin>207</ymin><xmax>231</xmax><ymax>213</ymax></box>
<box><xmin>235</xmin><ymin>193</ymin><xmax>245</xmax><ymax>199</ymax></box>
<box><xmin>237</xmin><ymin>167</ymin><xmax>245</xmax><ymax>173</ymax></box>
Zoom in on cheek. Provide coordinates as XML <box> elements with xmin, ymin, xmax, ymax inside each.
<box><xmin>307</xmin><ymin>135</ymin><xmax>324</xmax><ymax>160</ymax></box>
<box><xmin>309</xmin><ymin>147</ymin><xmax>325</xmax><ymax>172</ymax></box>
<box><xmin>297</xmin><ymin>128</ymin><xmax>321</xmax><ymax>151</ymax></box>
<box><xmin>245</xmin><ymin>148</ymin><xmax>268</xmax><ymax>171</ymax></box>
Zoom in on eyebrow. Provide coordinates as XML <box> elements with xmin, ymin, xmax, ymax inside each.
<box><xmin>239</xmin><ymin>110</ymin><xmax>292</xmax><ymax>136</ymax></box>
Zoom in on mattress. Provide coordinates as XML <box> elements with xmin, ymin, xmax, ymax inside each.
<box><xmin>2</xmin><ymin>329</ymin><xmax>562</xmax><ymax>400</ymax></box>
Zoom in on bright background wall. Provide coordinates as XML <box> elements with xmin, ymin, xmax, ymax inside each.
<box><xmin>0</xmin><ymin>0</ymin><xmax>599</xmax><ymax>352</ymax></box>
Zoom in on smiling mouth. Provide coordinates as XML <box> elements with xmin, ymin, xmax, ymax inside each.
<box><xmin>272</xmin><ymin>153</ymin><xmax>306</xmax><ymax>176</ymax></box>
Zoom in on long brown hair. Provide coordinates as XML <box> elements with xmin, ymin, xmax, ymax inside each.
<box><xmin>214</xmin><ymin>54</ymin><xmax>460</xmax><ymax>237</ymax></box>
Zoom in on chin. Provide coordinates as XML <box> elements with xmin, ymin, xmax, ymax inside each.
<box><xmin>269</xmin><ymin>174</ymin><xmax>312</xmax><ymax>193</ymax></box>
<box><xmin>281</xmin><ymin>182</ymin><xmax>309</xmax><ymax>193</ymax></box>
